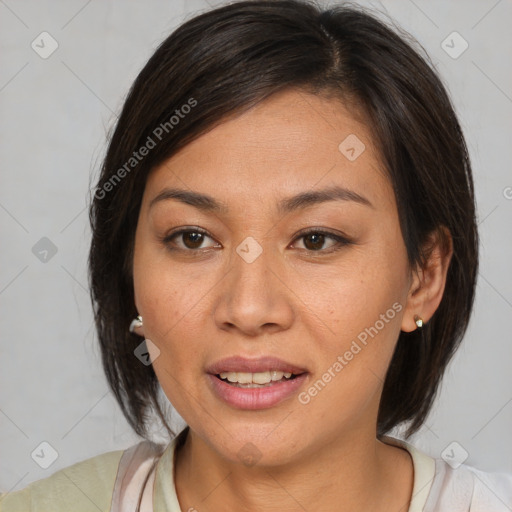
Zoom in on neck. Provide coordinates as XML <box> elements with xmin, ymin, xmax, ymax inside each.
<box><xmin>174</xmin><ymin>427</ymin><xmax>414</xmax><ymax>512</ymax></box>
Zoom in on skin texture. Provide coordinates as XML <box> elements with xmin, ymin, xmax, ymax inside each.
<box><xmin>132</xmin><ymin>89</ymin><xmax>452</xmax><ymax>511</ymax></box>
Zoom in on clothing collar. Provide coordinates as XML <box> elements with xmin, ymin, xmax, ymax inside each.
<box><xmin>153</xmin><ymin>429</ymin><xmax>436</xmax><ymax>512</ymax></box>
<box><xmin>381</xmin><ymin>435</ymin><xmax>436</xmax><ymax>512</ymax></box>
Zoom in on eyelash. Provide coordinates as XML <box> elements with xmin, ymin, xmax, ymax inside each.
<box><xmin>161</xmin><ymin>227</ymin><xmax>352</xmax><ymax>255</ymax></box>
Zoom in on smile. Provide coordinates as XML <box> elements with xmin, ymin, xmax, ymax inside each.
<box><xmin>217</xmin><ymin>370</ymin><xmax>297</xmax><ymax>387</ymax></box>
<box><xmin>206</xmin><ymin>356</ymin><xmax>309</xmax><ymax>409</ymax></box>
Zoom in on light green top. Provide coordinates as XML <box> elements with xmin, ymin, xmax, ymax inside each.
<box><xmin>0</xmin><ymin>447</ymin><xmax>125</xmax><ymax>511</ymax></box>
<box><xmin>0</xmin><ymin>432</ymin><xmax>437</xmax><ymax>511</ymax></box>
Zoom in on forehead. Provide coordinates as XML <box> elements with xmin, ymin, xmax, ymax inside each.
<box><xmin>144</xmin><ymin>89</ymin><xmax>393</xmax><ymax>212</ymax></box>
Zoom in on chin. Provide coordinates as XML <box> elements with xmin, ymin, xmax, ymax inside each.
<box><xmin>192</xmin><ymin>415</ymin><xmax>308</xmax><ymax>468</ymax></box>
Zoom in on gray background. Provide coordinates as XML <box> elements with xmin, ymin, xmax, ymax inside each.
<box><xmin>1</xmin><ymin>0</ymin><xmax>511</xmax><ymax>492</ymax></box>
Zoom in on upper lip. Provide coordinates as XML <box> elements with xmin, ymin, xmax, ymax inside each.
<box><xmin>206</xmin><ymin>356</ymin><xmax>308</xmax><ymax>375</ymax></box>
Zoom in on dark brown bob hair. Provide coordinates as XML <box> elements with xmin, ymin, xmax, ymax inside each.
<box><xmin>88</xmin><ymin>0</ymin><xmax>478</xmax><ymax>440</ymax></box>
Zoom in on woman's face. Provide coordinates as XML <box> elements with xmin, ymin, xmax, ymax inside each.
<box><xmin>133</xmin><ymin>89</ymin><xmax>414</xmax><ymax>466</ymax></box>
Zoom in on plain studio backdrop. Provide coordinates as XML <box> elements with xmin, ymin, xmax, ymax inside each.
<box><xmin>1</xmin><ymin>0</ymin><xmax>511</xmax><ymax>491</ymax></box>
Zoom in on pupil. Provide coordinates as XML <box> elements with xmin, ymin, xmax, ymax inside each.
<box><xmin>305</xmin><ymin>233</ymin><xmax>324</xmax><ymax>250</ymax></box>
<box><xmin>184</xmin><ymin>232</ymin><xmax>203</xmax><ymax>248</ymax></box>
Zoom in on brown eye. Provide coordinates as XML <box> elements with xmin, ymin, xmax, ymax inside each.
<box><xmin>292</xmin><ymin>229</ymin><xmax>352</xmax><ymax>253</ymax></box>
<box><xmin>302</xmin><ymin>233</ymin><xmax>327</xmax><ymax>251</ymax></box>
<box><xmin>181</xmin><ymin>231</ymin><xmax>205</xmax><ymax>249</ymax></box>
<box><xmin>163</xmin><ymin>228</ymin><xmax>220</xmax><ymax>251</ymax></box>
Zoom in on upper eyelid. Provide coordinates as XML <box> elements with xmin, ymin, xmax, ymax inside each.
<box><xmin>163</xmin><ymin>227</ymin><xmax>215</xmax><ymax>244</ymax></box>
<box><xmin>164</xmin><ymin>226</ymin><xmax>211</xmax><ymax>240</ymax></box>
<box><xmin>164</xmin><ymin>227</ymin><xmax>349</xmax><ymax>248</ymax></box>
<box><xmin>293</xmin><ymin>227</ymin><xmax>349</xmax><ymax>239</ymax></box>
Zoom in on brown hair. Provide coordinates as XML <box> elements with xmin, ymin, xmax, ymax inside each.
<box><xmin>89</xmin><ymin>0</ymin><xmax>478</xmax><ymax>440</ymax></box>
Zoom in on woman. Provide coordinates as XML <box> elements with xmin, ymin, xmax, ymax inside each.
<box><xmin>1</xmin><ymin>0</ymin><xmax>510</xmax><ymax>510</ymax></box>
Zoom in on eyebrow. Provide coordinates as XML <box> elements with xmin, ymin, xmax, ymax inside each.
<box><xmin>149</xmin><ymin>185</ymin><xmax>373</xmax><ymax>214</ymax></box>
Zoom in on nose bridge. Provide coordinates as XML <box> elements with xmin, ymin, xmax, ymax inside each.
<box><xmin>232</xmin><ymin>237</ymin><xmax>275</xmax><ymax>291</ymax></box>
<box><xmin>214</xmin><ymin>235</ymin><xmax>294</xmax><ymax>335</ymax></box>
<box><xmin>230</xmin><ymin>235</ymin><xmax>276</xmax><ymax>304</ymax></box>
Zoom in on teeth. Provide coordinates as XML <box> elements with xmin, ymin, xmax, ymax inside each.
<box><xmin>236</xmin><ymin>372</ymin><xmax>253</xmax><ymax>384</ymax></box>
<box><xmin>219</xmin><ymin>371</ymin><xmax>294</xmax><ymax>385</ymax></box>
<box><xmin>253</xmin><ymin>371</ymin><xmax>271</xmax><ymax>384</ymax></box>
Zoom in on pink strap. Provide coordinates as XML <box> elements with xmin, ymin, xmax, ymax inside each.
<box><xmin>110</xmin><ymin>441</ymin><xmax>165</xmax><ymax>512</ymax></box>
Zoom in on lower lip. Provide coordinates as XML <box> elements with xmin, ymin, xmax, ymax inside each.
<box><xmin>207</xmin><ymin>373</ymin><xmax>308</xmax><ymax>410</ymax></box>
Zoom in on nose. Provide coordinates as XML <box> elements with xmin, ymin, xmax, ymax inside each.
<box><xmin>213</xmin><ymin>241</ymin><xmax>295</xmax><ymax>337</ymax></box>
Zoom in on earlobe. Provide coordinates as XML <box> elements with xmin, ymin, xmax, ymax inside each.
<box><xmin>413</xmin><ymin>315</ymin><xmax>424</xmax><ymax>328</ymax></box>
<box><xmin>401</xmin><ymin>227</ymin><xmax>453</xmax><ymax>333</ymax></box>
<box><xmin>129</xmin><ymin>315</ymin><xmax>144</xmax><ymax>336</ymax></box>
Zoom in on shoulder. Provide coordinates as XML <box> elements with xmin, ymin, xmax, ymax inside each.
<box><xmin>426</xmin><ymin>459</ymin><xmax>512</xmax><ymax>512</ymax></box>
<box><xmin>382</xmin><ymin>436</ymin><xmax>512</xmax><ymax>511</ymax></box>
<box><xmin>0</xmin><ymin>445</ymin><xmax>128</xmax><ymax>512</ymax></box>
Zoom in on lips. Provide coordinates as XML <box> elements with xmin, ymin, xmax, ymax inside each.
<box><xmin>205</xmin><ymin>356</ymin><xmax>309</xmax><ymax>410</ymax></box>
<box><xmin>205</xmin><ymin>356</ymin><xmax>308</xmax><ymax>375</ymax></box>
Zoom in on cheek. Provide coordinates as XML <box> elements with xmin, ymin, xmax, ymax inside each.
<box><xmin>133</xmin><ymin>237</ymin><xmax>212</xmax><ymax>340</ymax></box>
<box><xmin>325</xmin><ymin>282</ymin><xmax>403</xmax><ymax>383</ymax></box>
<box><xmin>298</xmin><ymin>247</ymin><xmax>408</xmax><ymax>403</ymax></box>
<box><xmin>133</xmin><ymin>256</ymin><xmax>209</xmax><ymax>412</ymax></box>
<box><xmin>132</xmin><ymin>245</ymin><xmax>222</xmax><ymax>416</ymax></box>
<box><xmin>295</xmin><ymin>246</ymin><xmax>407</xmax><ymax>347</ymax></box>
<box><xmin>298</xmin><ymin>298</ymin><xmax>404</xmax><ymax>433</ymax></box>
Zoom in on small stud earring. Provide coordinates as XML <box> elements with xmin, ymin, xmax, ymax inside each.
<box><xmin>414</xmin><ymin>315</ymin><xmax>423</xmax><ymax>329</ymax></box>
<box><xmin>129</xmin><ymin>315</ymin><xmax>143</xmax><ymax>333</ymax></box>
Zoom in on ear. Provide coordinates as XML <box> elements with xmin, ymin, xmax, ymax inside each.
<box><xmin>129</xmin><ymin>315</ymin><xmax>145</xmax><ymax>337</ymax></box>
<box><xmin>133</xmin><ymin>323</ymin><xmax>145</xmax><ymax>337</ymax></box>
<box><xmin>401</xmin><ymin>226</ymin><xmax>453</xmax><ymax>332</ymax></box>
<box><xmin>132</xmin><ymin>293</ymin><xmax>146</xmax><ymax>337</ymax></box>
